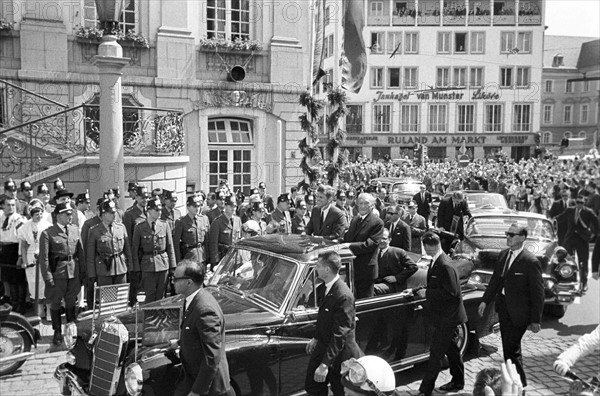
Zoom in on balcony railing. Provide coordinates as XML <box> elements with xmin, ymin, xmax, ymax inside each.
<box><xmin>0</xmin><ymin>101</ymin><xmax>184</xmax><ymax>180</ymax></box>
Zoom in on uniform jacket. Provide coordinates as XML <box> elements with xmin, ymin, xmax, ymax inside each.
<box><xmin>313</xmin><ymin>279</ymin><xmax>362</xmax><ymax>366</ymax></box>
<box><xmin>161</xmin><ymin>206</ymin><xmax>182</xmax><ymax>232</ymax></box>
<box><xmin>268</xmin><ymin>208</ymin><xmax>292</xmax><ymax>234</ymax></box>
<box><xmin>86</xmin><ymin>222</ymin><xmax>132</xmax><ymax>278</ymax></box>
<box><xmin>385</xmin><ymin>219</ymin><xmax>411</xmax><ymax>251</ymax></box>
<box><xmin>38</xmin><ymin>223</ymin><xmax>85</xmax><ymax>281</ymax></box>
<box><xmin>557</xmin><ymin>206</ymin><xmax>598</xmax><ymax>242</ymax></box>
<box><xmin>305</xmin><ymin>204</ymin><xmax>347</xmax><ymax>240</ymax></box>
<box><xmin>123</xmin><ymin>205</ymin><xmax>146</xmax><ymax>242</ymax></box>
<box><xmin>375</xmin><ymin>247</ymin><xmax>418</xmax><ymax>291</ymax></box>
<box><xmin>403</xmin><ymin>213</ymin><xmax>427</xmax><ymax>254</ymax></box>
<box><xmin>437</xmin><ymin>197</ymin><xmax>471</xmax><ymax>237</ymax></box>
<box><xmin>481</xmin><ymin>248</ymin><xmax>544</xmax><ymax>327</ymax></box>
<box><xmin>207</xmin><ymin>207</ymin><xmax>223</xmax><ymax>224</ymax></box>
<box><xmin>81</xmin><ymin>216</ymin><xmax>102</xmax><ymax>262</ymax></box>
<box><xmin>131</xmin><ymin>219</ymin><xmax>176</xmax><ymax>272</ymax></box>
<box><xmin>173</xmin><ymin>214</ymin><xmax>210</xmax><ymax>263</ymax></box>
<box><xmin>208</xmin><ymin>215</ymin><xmax>242</xmax><ymax>265</ymax></box>
<box><xmin>425</xmin><ymin>252</ymin><xmax>467</xmax><ymax>328</ymax></box>
<box><xmin>291</xmin><ymin>213</ymin><xmax>308</xmax><ymax>234</ymax></box>
<box><xmin>180</xmin><ymin>288</ymin><xmax>234</xmax><ymax>396</ymax></box>
<box><xmin>342</xmin><ymin>211</ymin><xmax>384</xmax><ymax>281</ymax></box>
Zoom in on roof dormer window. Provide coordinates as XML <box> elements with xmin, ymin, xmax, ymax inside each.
<box><xmin>553</xmin><ymin>54</ymin><xmax>564</xmax><ymax>67</ymax></box>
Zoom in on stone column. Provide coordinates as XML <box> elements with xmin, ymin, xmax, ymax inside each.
<box><xmin>93</xmin><ymin>35</ymin><xmax>130</xmax><ymax>209</ymax></box>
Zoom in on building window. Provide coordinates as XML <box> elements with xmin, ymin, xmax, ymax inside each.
<box><xmin>325</xmin><ymin>5</ymin><xmax>331</xmax><ymax>25</ymax></box>
<box><xmin>207</xmin><ymin>0</ymin><xmax>250</xmax><ymax>40</ymax></box>
<box><xmin>513</xmin><ymin>103</ymin><xmax>531</xmax><ymax>132</ymax></box>
<box><xmin>323</xmin><ymin>35</ymin><xmax>334</xmax><ymax>58</ymax></box>
<box><xmin>371</xmin><ymin>32</ymin><xmax>385</xmax><ymax>53</ymax></box>
<box><xmin>597</xmin><ymin>103</ymin><xmax>599</xmax><ymax>124</ymax></box>
<box><xmin>500</xmin><ymin>32</ymin><xmax>515</xmax><ymax>54</ymax></box>
<box><xmin>566</xmin><ymin>81</ymin><xmax>573</xmax><ymax>93</ymax></box>
<box><xmin>346</xmin><ymin>105</ymin><xmax>363</xmax><ymax>134</ymax></box>
<box><xmin>429</xmin><ymin>104</ymin><xmax>447</xmax><ymax>132</ymax></box>
<box><xmin>578</xmin><ymin>131</ymin><xmax>587</xmax><ymax>139</ymax></box>
<box><xmin>517</xmin><ymin>32</ymin><xmax>532</xmax><ymax>53</ymax></box>
<box><xmin>370</xmin><ymin>1</ymin><xmax>384</xmax><ymax>16</ymax></box>
<box><xmin>373</xmin><ymin>104</ymin><xmax>392</xmax><ymax>132</ymax></box>
<box><xmin>405</xmin><ymin>32</ymin><xmax>419</xmax><ymax>53</ymax></box>
<box><xmin>438</xmin><ymin>32</ymin><xmax>451</xmax><ymax>54</ymax></box>
<box><xmin>542</xmin><ymin>132</ymin><xmax>552</xmax><ymax>144</ymax></box>
<box><xmin>515</xmin><ymin>67</ymin><xmax>530</xmax><ymax>88</ymax></box>
<box><xmin>500</xmin><ymin>67</ymin><xmax>513</xmax><ymax>87</ymax></box>
<box><xmin>403</xmin><ymin>67</ymin><xmax>418</xmax><ymax>88</ymax></box>
<box><xmin>209</xmin><ymin>149</ymin><xmax>252</xmax><ymax>195</ymax></box>
<box><xmin>583</xmin><ymin>80</ymin><xmax>590</xmax><ymax>92</ymax></box>
<box><xmin>0</xmin><ymin>88</ymin><xmax>5</xmax><ymax>129</ymax></box>
<box><xmin>83</xmin><ymin>0</ymin><xmax>137</xmax><ymax>32</ymax></box>
<box><xmin>457</xmin><ymin>104</ymin><xmax>475</xmax><ymax>132</ymax></box>
<box><xmin>388</xmin><ymin>68</ymin><xmax>401</xmax><ymax>88</ymax></box>
<box><xmin>470</xmin><ymin>32</ymin><xmax>485</xmax><ymax>54</ymax></box>
<box><xmin>553</xmin><ymin>54</ymin><xmax>564</xmax><ymax>67</ymax></box>
<box><xmin>470</xmin><ymin>67</ymin><xmax>484</xmax><ymax>87</ymax></box>
<box><xmin>454</xmin><ymin>32</ymin><xmax>467</xmax><ymax>53</ymax></box>
<box><xmin>543</xmin><ymin>105</ymin><xmax>553</xmax><ymax>125</ymax></box>
<box><xmin>485</xmin><ymin>104</ymin><xmax>503</xmax><ymax>132</ymax></box>
<box><xmin>437</xmin><ymin>67</ymin><xmax>450</xmax><ymax>87</ymax></box>
<box><xmin>208</xmin><ymin>118</ymin><xmax>253</xmax><ymax>144</ymax></box>
<box><xmin>453</xmin><ymin>67</ymin><xmax>467</xmax><ymax>87</ymax></box>
<box><xmin>400</xmin><ymin>104</ymin><xmax>419</xmax><ymax>132</ymax></box>
<box><xmin>564</xmin><ymin>131</ymin><xmax>572</xmax><ymax>139</ymax></box>
<box><xmin>544</xmin><ymin>80</ymin><xmax>554</xmax><ymax>93</ymax></box>
<box><xmin>388</xmin><ymin>32</ymin><xmax>402</xmax><ymax>55</ymax></box>
<box><xmin>371</xmin><ymin>67</ymin><xmax>384</xmax><ymax>88</ymax></box>
<box><xmin>563</xmin><ymin>105</ymin><xmax>573</xmax><ymax>124</ymax></box>
<box><xmin>581</xmin><ymin>104</ymin><xmax>589</xmax><ymax>124</ymax></box>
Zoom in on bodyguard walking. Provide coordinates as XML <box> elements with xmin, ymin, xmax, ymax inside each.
<box><xmin>38</xmin><ymin>203</ymin><xmax>85</xmax><ymax>345</ymax></box>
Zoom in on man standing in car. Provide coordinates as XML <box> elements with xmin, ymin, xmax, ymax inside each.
<box><xmin>413</xmin><ymin>184</ymin><xmax>432</xmax><ymax>226</ymax></box>
<box><xmin>436</xmin><ymin>191</ymin><xmax>471</xmax><ymax>253</ymax></box>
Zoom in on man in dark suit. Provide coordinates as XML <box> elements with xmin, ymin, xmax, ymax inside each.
<box><xmin>207</xmin><ymin>191</ymin><xmax>226</xmax><ymax>224</ymax></box>
<box><xmin>384</xmin><ymin>204</ymin><xmax>411</xmax><ymax>251</ymax></box>
<box><xmin>548</xmin><ymin>190</ymin><xmax>571</xmax><ymax>246</ymax></box>
<box><xmin>375</xmin><ymin>188</ymin><xmax>387</xmax><ymax>220</ymax></box>
<box><xmin>417</xmin><ymin>232</ymin><xmax>467</xmax><ymax>396</ymax></box>
<box><xmin>208</xmin><ymin>196</ymin><xmax>242</xmax><ymax>272</ymax></box>
<box><xmin>404</xmin><ymin>200</ymin><xmax>427</xmax><ymax>255</ymax></box>
<box><xmin>436</xmin><ymin>191</ymin><xmax>471</xmax><ymax>253</ymax></box>
<box><xmin>305</xmin><ymin>251</ymin><xmax>362</xmax><ymax>396</ymax></box>
<box><xmin>305</xmin><ymin>185</ymin><xmax>347</xmax><ymax>240</ymax></box>
<box><xmin>557</xmin><ymin>196</ymin><xmax>598</xmax><ymax>291</ymax></box>
<box><xmin>172</xmin><ymin>260</ymin><xmax>234</xmax><ymax>396</ymax></box>
<box><xmin>413</xmin><ymin>184</ymin><xmax>432</xmax><ymax>225</ymax></box>
<box><xmin>373</xmin><ymin>228</ymin><xmax>417</xmax><ymax>295</ymax></box>
<box><xmin>341</xmin><ymin>193</ymin><xmax>384</xmax><ymax>298</ymax></box>
<box><xmin>478</xmin><ymin>224</ymin><xmax>544</xmax><ymax>389</ymax></box>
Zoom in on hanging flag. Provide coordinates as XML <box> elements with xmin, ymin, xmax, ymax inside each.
<box><xmin>341</xmin><ymin>0</ymin><xmax>367</xmax><ymax>93</ymax></box>
<box><xmin>96</xmin><ymin>283</ymin><xmax>130</xmax><ymax>316</ymax></box>
<box><xmin>312</xmin><ymin>0</ymin><xmax>327</xmax><ymax>86</ymax></box>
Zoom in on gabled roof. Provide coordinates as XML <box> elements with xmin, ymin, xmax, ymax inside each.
<box><xmin>577</xmin><ymin>39</ymin><xmax>600</xmax><ymax>71</ymax></box>
<box><xmin>543</xmin><ymin>35</ymin><xmax>597</xmax><ymax>69</ymax></box>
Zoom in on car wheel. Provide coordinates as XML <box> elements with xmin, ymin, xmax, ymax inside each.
<box><xmin>456</xmin><ymin>323</ymin><xmax>470</xmax><ymax>357</ymax></box>
<box><xmin>0</xmin><ymin>322</ymin><xmax>32</xmax><ymax>376</ymax></box>
<box><xmin>545</xmin><ymin>304</ymin><xmax>567</xmax><ymax>318</ymax></box>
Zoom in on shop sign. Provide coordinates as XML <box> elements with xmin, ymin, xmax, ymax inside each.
<box><xmin>373</xmin><ymin>88</ymin><xmax>500</xmax><ymax>103</ymax></box>
<box><xmin>341</xmin><ymin>133</ymin><xmax>535</xmax><ymax>146</ymax></box>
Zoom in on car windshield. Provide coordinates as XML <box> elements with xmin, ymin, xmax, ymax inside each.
<box><xmin>466</xmin><ymin>216</ymin><xmax>555</xmax><ymax>240</ymax></box>
<box><xmin>463</xmin><ymin>194</ymin><xmax>508</xmax><ymax>209</ymax></box>
<box><xmin>209</xmin><ymin>248</ymin><xmax>298</xmax><ymax>311</ymax></box>
<box><xmin>392</xmin><ymin>183</ymin><xmax>421</xmax><ymax>194</ymax></box>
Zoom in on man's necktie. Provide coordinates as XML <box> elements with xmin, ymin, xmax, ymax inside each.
<box><xmin>422</xmin><ymin>193</ymin><xmax>425</xmax><ymax>202</ymax></box>
<box><xmin>378</xmin><ymin>249</ymin><xmax>384</xmax><ymax>261</ymax></box>
<box><xmin>230</xmin><ymin>218</ymin><xmax>234</xmax><ymax>228</ymax></box>
<box><xmin>503</xmin><ymin>251</ymin><xmax>513</xmax><ymax>277</ymax></box>
<box><xmin>65</xmin><ymin>225</ymin><xmax>69</xmax><ymax>238</ymax></box>
<box><xmin>574</xmin><ymin>209</ymin><xmax>581</xmax><ymax>225</ymax></box>
<box><xmin>152</xmin><ymin>221</ymin><xmax>156</xmax><ymax>232</ymax></box>
<box><xmin>390</xmin><ymin>222</ymin><xmax>395</xmax><ymax>234</ymax></box>
<box><xmin>320</xmin><ymin>210</ymin><xmax>325</xmax><ymax>225</ymax></box>
<box><xmin>2</xmin><ymin>216</ymin><xmax>9</xmax><ymax>230</ymax></box>
<box><xmin>108</xmin><ymin>224</ymin><xmax>113</xmax><ymax>235</ymax></box>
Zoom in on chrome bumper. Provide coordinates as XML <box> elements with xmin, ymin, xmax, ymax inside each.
<box><xmin>54</xmin><ymin>363</ymin><xmax>87</xmax><ymax>396</ymax></box>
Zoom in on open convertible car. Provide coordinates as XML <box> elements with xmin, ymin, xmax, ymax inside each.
<box><xmin>55</xmin><ymin>235</ymin><xmax>497</xmax><ymax>396</ymax></box>
<box><xmin>453</xmin><ymin>208</ymin><xmax>582</xmax><ymax>318</ymax></box>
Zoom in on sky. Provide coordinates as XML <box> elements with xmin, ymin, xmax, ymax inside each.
<box><xmin>544</xmin><ymin>0</ymin><xmax>600</xmax><ymax>38</ymax></box>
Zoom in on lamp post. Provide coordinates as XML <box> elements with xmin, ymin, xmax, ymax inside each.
<box><xmin>93</xmin><ymin>0</ymin><xmax>129</xmax><ymax>209</ymax></box>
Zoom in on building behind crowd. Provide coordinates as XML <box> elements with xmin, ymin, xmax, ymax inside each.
<box><xmin>319</xmin><ymin>0</ymin><xmax>545</xmax><ymax>162</ymax></box>
<box><xmin>540</xmin><ymin>36</ymin><xmax>600</xmax><ymax>155</ymax></box>
<box><xmin>0</xmin><ymin>0</ymin><xmax>312</xmax><ymax>201</ymax></box>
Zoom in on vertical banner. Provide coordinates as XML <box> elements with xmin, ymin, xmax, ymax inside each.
<box><xmin>312</xmin><ymin>0</ymin><xmax>327</xmax><ymax>86</ymax></box>
<box><xmin>341</xmin><ymin>0</ymin><xmax>367</xmax><ymax>93</ymax></box>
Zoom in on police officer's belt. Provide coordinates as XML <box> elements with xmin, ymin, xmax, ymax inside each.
<box><xmin>55</xmin><ymin>255</ymin><xmax>74</xmax><ymax>261</ymax></box>
<box><xmin>182</xmin><ymin>243</ymin><xmax>200</xmax><ymax>248</ymax></box>
<box><xmin>143</xmin><ymin>250</ymin><xmax>166</xmax><ymax>256</ymax></box>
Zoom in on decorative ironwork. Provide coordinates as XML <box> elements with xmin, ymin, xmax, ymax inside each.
<box><xmin>195</xmin><ymin>88</ymin><xmax>273</xmax><ymax>112</ymax></box>
<box><xmin>0</xmin><ymin>87</ymin><xmax>184</xmax><ymax>180</ymax></box>
<box><xmin>204</xmin><ymin>51</ymin><xmax>258</xmax><ymax>72</ymax></box>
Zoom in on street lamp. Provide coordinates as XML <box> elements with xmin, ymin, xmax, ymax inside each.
<box><xmin>93</xmin><ymin>0</ymin><xmax>129</xmax><ymax>209</ymax></box>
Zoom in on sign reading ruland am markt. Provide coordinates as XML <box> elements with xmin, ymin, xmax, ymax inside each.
<box><xmin>344</xmin><ymin>134</ymin><xmax>536</xmax><ymax>147</ymax></box>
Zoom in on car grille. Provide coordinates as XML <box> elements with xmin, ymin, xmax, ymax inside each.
<box><xmin>89</xmin><ymin>318</ymin><xmax>128</xmax><ymax>396</ymax></box>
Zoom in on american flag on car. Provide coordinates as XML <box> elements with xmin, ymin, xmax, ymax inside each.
<box><xmin>95</xmin><ymin>283</ymin><xmax>130</xmax><ymax>316</ymax></box>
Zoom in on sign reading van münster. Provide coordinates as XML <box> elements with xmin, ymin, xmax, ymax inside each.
<box><xmin>342</xmin><ymin>133</ymin><xmax>536</xmax><ymax>147</ymax></box>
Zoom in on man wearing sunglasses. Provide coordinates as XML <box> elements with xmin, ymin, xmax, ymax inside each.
<box><xmin>477</xmin><ymin>224</ymin><xmax>544</xmax><ymax>390</ymax></box>
<box><xmin>556</xmin><ymin>195</ymin><xmax>598</xmax><ymax>292</ymax></box>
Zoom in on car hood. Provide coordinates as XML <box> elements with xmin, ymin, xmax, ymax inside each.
<box><xmin>461</xmin><ymin>236</ymin><xmax>556</xmax><ymax>271</ymax></box>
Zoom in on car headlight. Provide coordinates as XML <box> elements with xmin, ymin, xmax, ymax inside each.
<box><xmin>558</xmin><ymin>264</ymin><xmax>575</xmax><ymax>278</ymax></box>
<box><xmin>124</xmin><ymin>363</ymin><xmax>144</xmax><ymax>396</ymax></box>
<box><xmin>545</xmin><ymin>279</ymin><xmax>556</xmax><ymax>291</ymax></box>
<box><xmin>63</xmin><ymin>322</ymin><xmax>77</xmax><ymax>349</ymax></box>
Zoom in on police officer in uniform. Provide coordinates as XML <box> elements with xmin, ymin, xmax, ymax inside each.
<box><xmin>3</xmin><ymin>179</ymin><xmax>25</xmax><ymax>217</ymax></box>
<box><xmin>19</xmin><ymin>181</ymin><xmax>34</xmax><ymax>219</ymax></box>
<box><xmin>173</xmin><ymin>195</ymin><xmax>210</xmax><ymax>264</ymax></box>
<box><xmin>36</xmin><ymin>183</ymin><xmax>52</xmax><ymax>215</ymax></box>
<box><xmin>132</xmin><ymin>197</ymin><xmax>176</xmax><ymax>304</ymax></box>
<box><xmin>80</xmin><ymin>198</ymin><xmax>105</xmax><ymax>310</ymax></box>
<box><xmin>105</xmin><ymin>188</ymin><xmax>125</xmax><ymax>223</ymax></box>
<box><xmin>38</xmin><ymin>203</ymin><xmax>84</xmax><ymax>345</ymax></box>
<box><xmin>160</xmin><ymin>189</ymin><xmax>181</xmax><ymax>231</ymax></box>
<box><xmin>86</xmin><ymin>200</ymin><xmax>132</xmax><ymax>287</ymax></box>
<box><xmin>208</xmin><ymin>196</ymin><xmax>242</xmax><ymax>272</ymax></box>
<box><xmin>123</xmin><ymin>185</ymin><xmax>149</xmax><ymax>305</ymax></box>
<box><xmin>207</xmin><ymin>191</ymin><xmax>226</xmax><ymax>224</ymax></box>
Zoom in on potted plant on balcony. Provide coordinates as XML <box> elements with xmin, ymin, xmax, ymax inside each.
<box><xmin>73</xmin><ymin>25</ymin><xmax>150</xmax><ymax>48</ymax></box>
<box><xmin>0</xmin><ymin>18</ymin><xmax>14</xmax><ymax>37</ymax></box>
<box><xmin>199</xmin><ymin>36</ymin><xmax>262</xmax><ymax>52</ymax></box>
